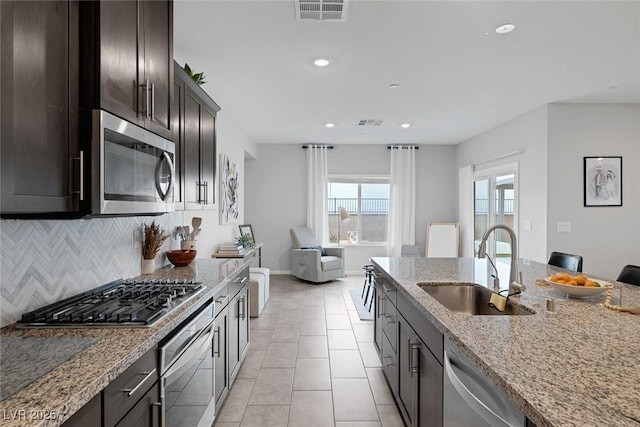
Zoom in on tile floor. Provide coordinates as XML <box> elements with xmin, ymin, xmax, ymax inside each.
<box><xmin>214</xmin><ymin>274</ymin><xmax>404</xmax><ymax>427</ymax></box>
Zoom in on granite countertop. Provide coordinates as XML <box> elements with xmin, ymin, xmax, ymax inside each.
<box><xmin>0</xmin><ymin>257</ymin><xmax>250</xmax><ymax>427</ymax></box>
<box><xmin>371</xmin><ymin>257</ymin><xmax>640</xmax><ymax>427</ymax></box>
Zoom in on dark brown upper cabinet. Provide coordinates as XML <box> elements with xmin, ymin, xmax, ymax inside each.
<box><xmin>173</xmin><ymin>61</ymin><xmax>221</xmax><ymax>211</ymax></box>
<box><xmin>1</xmin><ymin>1</ymin><xmax>81</xmax><ymax>216</ymax></box>
<box><xmin>81</xmin><ymin>0</ymin><xmax>173</xmax><ymax>140</ymax></box>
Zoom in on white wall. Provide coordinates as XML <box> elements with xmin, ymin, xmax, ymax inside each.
<box><xmin>547</xmin><ymin>104</ymin><xmax>640</xmax><ymax>278</ymax></box>
<box><xmin>456</xmin><ymin>105</ymin><xmax>549</xmax><ymax>263</ymax></box>
<box><xmin>244</xmin><ymin>144</ymin><xmax>457</xmax><ymax>274</ymax></box>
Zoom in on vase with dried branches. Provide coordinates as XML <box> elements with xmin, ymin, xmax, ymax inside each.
<box><xmin>141</xmin><ymin>221</ymin><xmax>169</xmax><ymax>274</ymax></box>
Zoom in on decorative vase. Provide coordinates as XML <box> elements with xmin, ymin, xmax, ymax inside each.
<box><xmin>141</xmin><ymin>258</ymin><xmax>155</xmax><ymax>275</ymax></box>
<box><xmin>181</xmin><ymin>240</ymin><xmax>196</xmax><ymax>251</ymax></box>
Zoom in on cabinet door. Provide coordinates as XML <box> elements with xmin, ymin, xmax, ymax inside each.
<box><xmin>228</xmin><ymin>293</ymin><xmax>240</xmax><ymax>380</ymax></box>
<box><xmin>171</xmin><ymin>78</ymin><xmax>184</xmax><ymax>209</ymax></box>
<box><xmin>114</xmin><ymin>382</ymin><xmax>160</xmax><ymax>427</ymax></box>
<box><xmin>183</xmin><ymin>91</ymin><xmax>202</xmax><ymax>208</ymax></box>
<box><xmin>140</xmin><ymin>0</ymin><xmax>172</xmax><ymax>139</ymax></box>
<box><xmin>200</xmin><ymin>105</ymin><xmax>217</xmax><ymax>208</ymax></box>
<box><xmin>373</xmin><ymin>280</ymin><xmax>383</xmax><ymax>354</ymax></box>
<box><xmin>1</xmin><ymin>0</ymin><xmax>79</xmax><ymax>215</ymax></box>
<box><xmin>99</xmin><ymin>0</ymin><xmax>141</xmax><ymax>126</ymax></box>
<box><xmin>213</xmin><ymin>309</ymin><xmax>228</xmax><ymax>408</ymax></box>
<box><xmin>62</xmin><ymin>393</ymin><xmax>101</xmax><ymax>427</ymax></box>
<box><xmin>398</xmin><ymin>317</ymin><xmax>417</xmax><ymax>425</ymax></box>
<box><xmin>416</xmin><ymin>339</ymin><xmax>443</xmax><ymax>427</ymax></box>
<box><xmin>238</xmin><ymin>286</ymin><xmax>250</xmax><ymax>361</ymax></box>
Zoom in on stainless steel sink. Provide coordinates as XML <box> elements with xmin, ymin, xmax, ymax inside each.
<box><xmin>419</xmin><ymin>284</ymin><xmax>534</xmax><ymax>315</ymax></box>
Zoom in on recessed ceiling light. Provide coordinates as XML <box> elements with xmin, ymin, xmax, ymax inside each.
<box><xmin>400</xmin><ymin>123</ymin><xmax>411</xmax><ymax>128</ymax></box>
<box><xmin>389</xmin><ymin>83</ymin><xmax>399</xmax><ymax>89</ymax></box>
<box><xmin>495</xmin><ymin>23</ymin><xmax>515</xmax><ymax>34</ymax></box>
<box><xmin>324</xmin><ymin>123</ymin><xmax>335</xmax><ymax>128</ymax></box>
<box><xmin>314</xmin><ymin>58</ymin><xmax>330</xmax><ymax>67</ymax></box>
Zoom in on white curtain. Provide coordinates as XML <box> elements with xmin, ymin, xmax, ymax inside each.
<box><xmin>387</xmin><ymin>146</ymin><xmax>416</xmax><ymax>257</ymax></box>
<box><xmin>458</xmin><ymin>165</ymin><xmax>475</xmax><ymax>257</ymax></box>
<box><xmin>306</xmin><ymin>145</ymin><xmax>329</xmax><ymax>244</ymax></box>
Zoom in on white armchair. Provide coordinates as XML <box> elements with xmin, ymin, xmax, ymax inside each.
<box><xmin>290</xmin><ymin>227</ymin><xmax>344</xmax><ymax>283</ymax></box>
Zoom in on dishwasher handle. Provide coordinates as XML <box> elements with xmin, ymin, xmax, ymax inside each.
<box><xmin>444</xmin><ymin>350</ymin><xmax>515</xmax><ymax>427</ymax></box>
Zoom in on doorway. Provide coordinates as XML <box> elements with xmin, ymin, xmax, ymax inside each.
<box><xmin>473</xmin><ymin>163</ymin><xmax>518</xmax><ymax>261</ymax></box>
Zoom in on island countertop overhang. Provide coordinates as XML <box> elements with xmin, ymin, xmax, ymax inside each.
<box><xmin>370</xmin><ymin>256</ymin><xmax>640</xmax><ymax>427</ymax></box>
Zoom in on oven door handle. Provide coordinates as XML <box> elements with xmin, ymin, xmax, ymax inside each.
<box><xmin>155</xmin><ymin>151</ymin><xmax>174</xmax><ymax>202</ymax></box>
<box><xmin>163</xmin><ymin>319</ymin><xmax>214</xmax><ymax>383</ymax></box>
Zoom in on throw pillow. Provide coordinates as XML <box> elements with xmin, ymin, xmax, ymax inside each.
<box><xmin>303</xmin><ymin>246</ymin><xmax>326</xmax><ymax>256</ymax></box>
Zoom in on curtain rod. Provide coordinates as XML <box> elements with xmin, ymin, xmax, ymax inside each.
<box><xmin>387</xmin><ymin>145</ymin><xmax>419</xmax><ymax>150</ymax></box>
<box><xmin>302</xmin><ymin>145</ymin><xmax>335</xmax><ymax>149</ymax></box>
<box><xmin>470</xmin><ymin>150</ymin><xmax>524</xmax><ymax>169</ymax></box>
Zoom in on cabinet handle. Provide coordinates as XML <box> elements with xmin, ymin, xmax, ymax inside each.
<box><xmin>409</xmin><ymin>341</ymin><xmax>420</xmax><ymax>376</ymax></box>
<box><xmin>145</xmin><ymin>79</ymin><xmax>151</xmax><ymax>118</ymax></box>
<box><xmin>240</xmin><ymin>296</ymin><xmax>246</xmax><ymax>320</ymax></box>
<box><xmin>73</xmin><ymin>151</ymin><xmax>84</xmax><ymax>201</ymax></box>
<box><xmin>378</xmin><ymin>294</ymin><xmax>385</xmax><ymax>317</ymax></box>
<box><xmin>240</xmin><ymin>276</ymin><xmax>248</xmax><ymax>284</ymax></box>
<box><xmin>213</xmin><ymin>326</ymin><xmax>221</xmax><ymax>357</ymax></box>
<box><xmin>150</xmin><ymin>82</ymin><xmax>155</xmax><ymax>121</ymax></box>
<box><xmin>384</xmin><ymin>314</ymin><xmax>394</xmax><ymax>324</ymax></box>
<box><xmin>383</xmin><ymin>356</ymin><xmax>394</xmax><ymax>367</ymax></box>
<box><xmin>121</xmin><ymin>369</ymin><xmax>156</xmax><ymax>397</ymax></box>
<box><xmin>203</xmin><ymin>181</ymin><xmax>208</xmax><ymax>204</ymax></box>
<box><xmin>216</xmin><ymin>295</ymin><xmax>228</xmax><ymax>305</ymax></box>
<box><xmin>408</xmin><ymin>339</ymin><xmax>413</xmax><ymax>375</ymax></box>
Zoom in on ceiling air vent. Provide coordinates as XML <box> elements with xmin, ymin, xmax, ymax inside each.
<box><xmin>295</xmin><ymin>0</ymin><xmax>347</xmax><ymax>21</ymax></box>
<box><xmin>358</xmin><ymin>119</ymin><xmax>384</xmax><ymax>126</ymax></box>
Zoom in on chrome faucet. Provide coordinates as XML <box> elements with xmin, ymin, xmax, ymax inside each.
<box><xmin>477</xmin><ymin>224</ymin><xmax>525</xmax><ymax>295</ymax></box>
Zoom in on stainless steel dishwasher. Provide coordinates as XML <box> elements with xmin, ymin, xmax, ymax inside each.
<box><xmin>444</xmin><ymin>337</ymin><xmax>525</xmax><ymax>427</ymax></box>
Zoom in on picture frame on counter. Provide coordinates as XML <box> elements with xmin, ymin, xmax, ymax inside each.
<box><xmin>238</xmin><ymin>224</ymin><xmax>255</xmax><ymax>242</ymax></box>
<box><xmin>584</xmin><ymin>156</ymin><xmax>622</xmax><ymax>207</ymax></box>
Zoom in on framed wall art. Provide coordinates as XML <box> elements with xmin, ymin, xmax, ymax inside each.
<box><xmin>584</xmin><ymin>156</ymin><xmax>622</xmax><ymax>207</ymax></box>
<box><xmin>220</xmin><ymin>154</ymin><xmax>240</xmax><ymax>224</ymax></box>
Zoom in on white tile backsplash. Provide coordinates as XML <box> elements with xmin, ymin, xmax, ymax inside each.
<box><xmin>0</xmin><ymin>213</ymin><xmax>182</xmax><ymax>327</ymax></box>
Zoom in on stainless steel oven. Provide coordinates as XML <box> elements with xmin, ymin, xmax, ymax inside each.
<box><xmin>159</xmin><ymin>300</ymin><xmax>216</xmax><ymax>427</ymax></box>
<box><xmin>90</xmin><ymin>109</ymin><xmax>174</xmax><ymax>215</ymax></box>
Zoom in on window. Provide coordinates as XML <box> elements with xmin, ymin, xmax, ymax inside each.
<box><xmin>327</xmin><ymin>177</ymin><xmax>390</xmax><ymax>244</ymax></box>
<box><xmin>473</xmin><ymin>163</ymin><xmax>518</xmax><ymax>261</ymax></box>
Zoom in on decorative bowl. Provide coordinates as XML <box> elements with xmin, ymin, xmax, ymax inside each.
<box><xmin>166</xmin><ymin>250</ymin><xmax>197</xmax><ymax>267</ymax></box>
<box><xmin>545</xmin><ymin>276</ymin><xmax>610</xmax><ymax>298</ymax></box>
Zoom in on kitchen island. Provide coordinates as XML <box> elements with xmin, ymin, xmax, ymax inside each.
<box><xmin>0</xmin><ymin>257</ymin><xmax>251</xmax><ymax>427</ymax></box>
<box><xmin>371</xmin><ymin>257</ymin><xmax>640</xmax><ymax>427</ymax></box>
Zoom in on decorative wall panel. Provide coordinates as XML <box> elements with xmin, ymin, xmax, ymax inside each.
<box><xmin>0</xmin><ymin>213</ymin><xmax>181</xmax><ymax>327</ymax></box>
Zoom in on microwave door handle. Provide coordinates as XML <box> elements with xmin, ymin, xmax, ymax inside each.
<box><xmin>155</xmin><ymin>152</ymin><xmax>174</xmax><ymax>201</ymax></box>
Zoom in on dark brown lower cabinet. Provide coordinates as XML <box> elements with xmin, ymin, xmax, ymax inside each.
<box><xmin>115</xmin><ymin>382</ymin><xmax>160</xmax><ymax>427</ymax></box>
<box><xmin>229</xmin><ymin>285</ymin><xmax>250</xmax><ymax>382</ymax></box>
<box><xmin>213</xmin><ymin>304</ymin><xmax>229</xmax><ymax>409</ymax></box>
<box><xmin>62</xmin><ymin>393</ymin><xmax>101</xmax><ymax>427</ymax></box>
<box><xmin>374</xmin><ymin>267</ymin><xmax>444</xmax><ymax>427</ymax></box>
<box><xmin>398</xmin><ymin>314</ymin><xmax>443</xmax><ymax>427</ymax></box>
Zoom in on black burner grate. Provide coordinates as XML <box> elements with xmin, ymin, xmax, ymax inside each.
<box><xmin>18</xmin><ymin>278</ymin><xmax>203</xmax><ymax>327</ymax></box>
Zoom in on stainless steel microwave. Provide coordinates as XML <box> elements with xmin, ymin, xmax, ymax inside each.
<box><xmin>90</xmin><ymin>110</ymin><xmax>175</xmax><ymax>215</ymax></box>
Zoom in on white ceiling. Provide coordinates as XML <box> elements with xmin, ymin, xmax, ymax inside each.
<box><xmin>174</xmin><ymin>0</ymin><xmax>640</xmax><ymax>145</ymax></box>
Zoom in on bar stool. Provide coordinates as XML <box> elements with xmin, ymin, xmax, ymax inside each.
<box><xmin>362</xmin><ymin>264</ymin><xmax>375</xmax><ymax>312</ymax></box>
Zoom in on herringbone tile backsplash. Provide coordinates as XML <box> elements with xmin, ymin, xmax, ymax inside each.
<box><xmin>0</xmin><ymin>213</ymin><xmax>182</xmax><ymax>327</ymax></box>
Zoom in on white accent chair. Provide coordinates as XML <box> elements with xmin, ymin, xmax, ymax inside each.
<box><xmin>290</xmin><ymin>227</ymin><xmax>345</xmax><ymax>283</ymax></box>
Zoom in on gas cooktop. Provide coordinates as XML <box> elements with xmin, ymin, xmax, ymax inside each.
<box><xmin>17</xmin><ymin>278</ymin><xmax>204</xmax><ymax>328</ymax></box>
